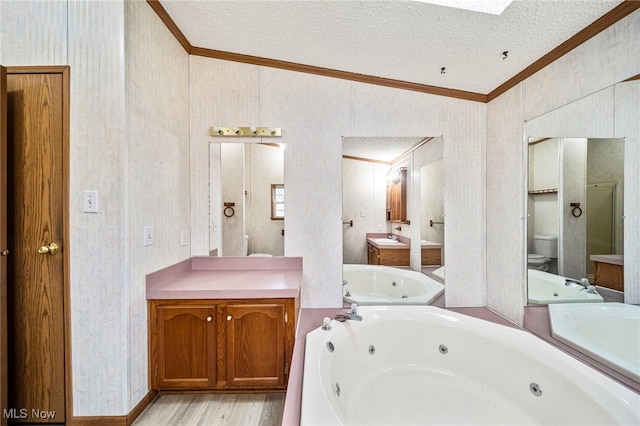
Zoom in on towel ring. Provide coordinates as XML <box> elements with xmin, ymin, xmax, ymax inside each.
<box><xmin>570</xmin><ymin>202</ymin><xmax>582</xmax><ymax>218</ymax></box>
<box><xmin>223</xmin><ymin>202</ymin><xmax>236</xmax><ymax>218</ymax></box>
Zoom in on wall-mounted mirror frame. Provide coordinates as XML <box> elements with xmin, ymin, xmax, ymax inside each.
<box><xmin>523</xmin><ymin>80</ymin><xmax>639</xmax><ymax>306</ymax></box>
<box><xmin>209</xmin><ymin>141</ymin><xmax>284</xmax><ymax>257</ymax></box>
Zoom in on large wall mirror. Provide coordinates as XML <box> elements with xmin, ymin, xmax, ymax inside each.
<box><xmin>341</xmin><ymin>136</ymin><xmax>444</xmax><ymax>273</ymax></box>
<box><xmin>342</xmin><ymin>137</ymin><xmax>421</xmax><ymax>266</ymax></box>
<box><xmin>526</xmin><ymin>137</ymin><xmax>624</xmax><ymax>304</ymax></box>
<box><xmin>209</xmin><ymin>142</ymin><xmax>284</xmax><ymax>257</ymax></box>
<box><xmin>523</xmin><ymin>80</ymin><xmax>638</xmax><ymax>308</ymax></box>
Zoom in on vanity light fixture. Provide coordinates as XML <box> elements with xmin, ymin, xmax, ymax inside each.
<box><xmin>209</xmin><ymin>126</ymin><xmax>282</xmax><ymax>137</ymax></box>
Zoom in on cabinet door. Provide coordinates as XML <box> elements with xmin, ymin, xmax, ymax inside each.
<box><xmin>156</xmin><ymin>305</ymin><xmax>216</xmax><ymax>389</ymax></box>
<box><xmin>225</xmin><ymin>302</ymin><xmax>286</xmax><ymax>388</ymax></box>
<box><xmin>368</xmin><ymin>244</ymin><xmax>380</xmax><ymax>265</ymax></box>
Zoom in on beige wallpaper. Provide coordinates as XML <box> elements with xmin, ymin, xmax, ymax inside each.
<box><xmin>1</xmin><ymin>0</ymin><xmax>191</xmax><ymax>415</ymax></box>
<box><xmin>190</xmin><ymin>62</ymin><xmax>487</xmax><ymax>308</ymax></box>
<box><xmin>125</xmin><ymin>0</ymin><xmax>191</xmax><ymax>412</ymax></box>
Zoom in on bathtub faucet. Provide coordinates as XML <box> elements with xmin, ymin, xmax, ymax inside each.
<box><xmin>565</xmin><ymin>278</ymin><xmax>589</xmax><ymax>289</ymax></box>
<box><xmin>334</xmin><ymin>303</ymin><xmax>362</xmax><ymax>322</ymax></box>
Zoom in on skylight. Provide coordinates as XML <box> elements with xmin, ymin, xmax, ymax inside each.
<box><xmin>414</xmin><ymin>0</ymin><xmax>514</xmax><ymax>15</ymax></box>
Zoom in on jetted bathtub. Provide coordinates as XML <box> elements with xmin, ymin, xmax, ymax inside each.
<box><xmin>549</xmin><ymin>302</ymin><xmax>640</xmax><ymax>380</ymax></box>
<box><xmin>528</xmin><ymin>269</ymin><xmax>603</xmax><ymax>304</ymax></box>
<box><xmin>301</xmin><ymin>306</ymin><xmax>639</xmax><ymax>425</ymax></box>
<box><xmin>342</xmin><ymin>264</ymin><xmax>444</xmax><ymax>305</ymax></box>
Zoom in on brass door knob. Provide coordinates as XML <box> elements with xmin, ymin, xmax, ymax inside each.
<box><xmin>0</xmin><ymin>249</ymin><xmax>8</xmax><ymax>256</ymax></box>
<box><xmin>38</xmin><ymin>242</ymin><xmax>60</xmax><ymax>255</ymax></box>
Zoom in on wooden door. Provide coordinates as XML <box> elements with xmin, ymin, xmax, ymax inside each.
<box><xmin>156</xmin><ymin>305</ymin><xmax>216</xmax><ymax>389</ymax></box>
<box><xmin>225</xmin><ymin>302</ymin><xmax>285</xmax><ymax>388</ymax></box>
<box><xmin>0</xmin><ymin>65</ymin><xmax>8</xmax><ymax>426</ymax></box>
<box><xmin>6</xmin><ymin>68</ymin><xmax>67</xmax><ymax>423</ymax></box>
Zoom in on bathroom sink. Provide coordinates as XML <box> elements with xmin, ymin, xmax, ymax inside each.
<box><xmin>371</xmin><ymin>238</ymin><xmax>402</xmax><ymax>244</ymax></box>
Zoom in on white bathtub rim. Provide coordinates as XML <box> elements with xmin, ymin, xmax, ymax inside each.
<box><xmin>342</xmin><ymin>264</ymin><xmax>444</xmax><ymax>305</ymax></box>
<box><xmin>549</xmin><ymin>302</ymin><xmax>640</xmax><ymax>381</ymax></box>
<box><xmin>301</xmin><ymin>305</ymin><xmax>640</xmax><ymax>426</ymax></box>
<box><xmin>527</xmin><ymin>269</ymin><xmax>604</xmax><ymax>304</ymax></box>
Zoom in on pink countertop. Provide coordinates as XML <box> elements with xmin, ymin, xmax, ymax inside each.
<box><xmin>146</xmin><ymin>256</ymin><xmax>302</xmax><ymax>300</ymax></box>
<box><xmin>590</xmin><ymin>254</ymin><xmax>624</xmax><ymax>266</ymax></box>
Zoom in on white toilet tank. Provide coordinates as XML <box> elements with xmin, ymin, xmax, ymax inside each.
<box><xmin>533</xmin><ymin>235</ymin><xmax>558</xmax><ymax>258</ymax></box>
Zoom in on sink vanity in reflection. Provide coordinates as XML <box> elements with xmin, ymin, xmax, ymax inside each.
<box><xmin>591</xmin><ymin>255</ymin><xmax>624</xmax><ymax>291</ymax></box>
<box><xmin>366</xmin><ymin>234</ymin><xmax>442</xmax><ymax>266</ymax></box>
<box><xmin>342</xmin><ymin>136</ymin><xmax>444</xmax><ymax>273</ymax></box>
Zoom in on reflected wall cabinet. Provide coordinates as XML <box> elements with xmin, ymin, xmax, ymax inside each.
<box><xmin>386</xmin><ymin>167</ymin><xmax>409</xmax><ymax>223</ymax></box>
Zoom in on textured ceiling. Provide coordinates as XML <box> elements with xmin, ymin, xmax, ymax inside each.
<box><xmin>343</xmin><ymin>137</ymin><xmax>427</xmax><ymax>163</ymax></box>
<box><xmin>158</xmin><ymin>0</ymin><xmax>623</xmax><ymax>95</ymax></box>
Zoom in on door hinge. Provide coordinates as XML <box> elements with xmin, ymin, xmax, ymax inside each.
<box><xmin>154</xmin><ymin>366</ymin><xmax>158</xmax><ymax>377</ymax></box>
<box><xmin>284</xmin><ymin>363</ymin><xmax>288</xmax><ymax>375</ymax></box>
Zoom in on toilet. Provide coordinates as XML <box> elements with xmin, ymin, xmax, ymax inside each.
<box><xmin>528</xmin><ymin>235</ymin><xmax>558</xmax><ymax>271</ymax></box>
<box><xmin>243</xmin><ymin>234</ymin><xmax>273</xmax><ymax>257</ymax></box>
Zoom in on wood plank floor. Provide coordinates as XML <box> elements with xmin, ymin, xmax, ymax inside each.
<box><xmin>132</xmin><ymin>393</ymin><xmax>285</xmax><ymax>426</ymax></box>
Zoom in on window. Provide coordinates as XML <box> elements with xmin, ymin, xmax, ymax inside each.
<box><xmin>271</xmin><ymin>184</ymin><xmax>284</xmax><ymax>220</ymax></box>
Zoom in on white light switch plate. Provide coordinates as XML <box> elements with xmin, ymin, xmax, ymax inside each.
<box><xmin>83</xmin><ymin>190</ymin><xmax>99</xmax><ymax>213</ymax></box>
<box><xmin>143</xmin><ymin>226</ymin><xmax>154</xmax><ymax>246</ymax></box>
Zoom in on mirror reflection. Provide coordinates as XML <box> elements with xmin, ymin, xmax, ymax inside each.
<box><xmin>342</xmin><ymin>137</ymin><xmax>424</xmax><ymax>266</ymax></box>
<box><xmin>209</xmin><ymin>142</ymin><xmax>284</xmax><ymax>257</ymax></box>
<box><xmin>420</xmin><ymin>158</ymin><xmax>445</xmax><ymax>278</ymax></box>
<box><xmin>341</xmin><ymin>136</ymin><xmax>445</xmax><ymax>307</ymax></box>
<box><xmin>527</xmin><ymin>137</ymin><xmax>624</xmax><ymax>305</ymax></box>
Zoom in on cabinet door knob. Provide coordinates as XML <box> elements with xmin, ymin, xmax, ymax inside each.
<box><xmin>0</xmin><ymin>249</ymin><xmax>9</xmax><ymax>256</ymax></box>
<box><xmin>226</xmin><ymin>315</ymin><xmax>232</xmax><ymax>321</ymax></box>
<box><xmin>206</xmin><ymin>316</ymin><xmax>213</xmax><ymax>322</ymax></box>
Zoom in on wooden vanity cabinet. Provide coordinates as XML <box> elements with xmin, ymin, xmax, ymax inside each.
<box><xmin>421</xmin><ymin>248</ymin><xmax>442</xmax><ymax>266</ymax></box>
<box><xmin>593</xmin><ymin>262</ymin><xmax>624</xmax><ymax>291</ymax></box>
<box><xmin>149</xmin><ymin>298</ymin><xmax>295</xmax><ymax>391</ymax></box>
<box><xmin>367</xmin><ymin>243</ymin><xmax>380</xmax><ymax>265</ymax></box>
<box><xmin>225</xmin><ymin>302</ymin><xmax>286</xmax><ymax>388</ymax></box>
<box><xmin>367</xmin><ymin>243</ymin><xmax>410</xmax><ymax>266</ymax></box>
<box><xmin>153</xmin><ymin>304</ymin><xmax>217</xmax><ymax>389</ymax></box>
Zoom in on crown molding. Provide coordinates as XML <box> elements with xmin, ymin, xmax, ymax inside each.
<box><xmin>148</xmin><ymin>0</ymin><xmax>639</xmax><ymax>104</ymax></box>
<box><xmin>486</xmin><ymin>0</ymin><xmax>640</xmax><ymax>101</ymax></box>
